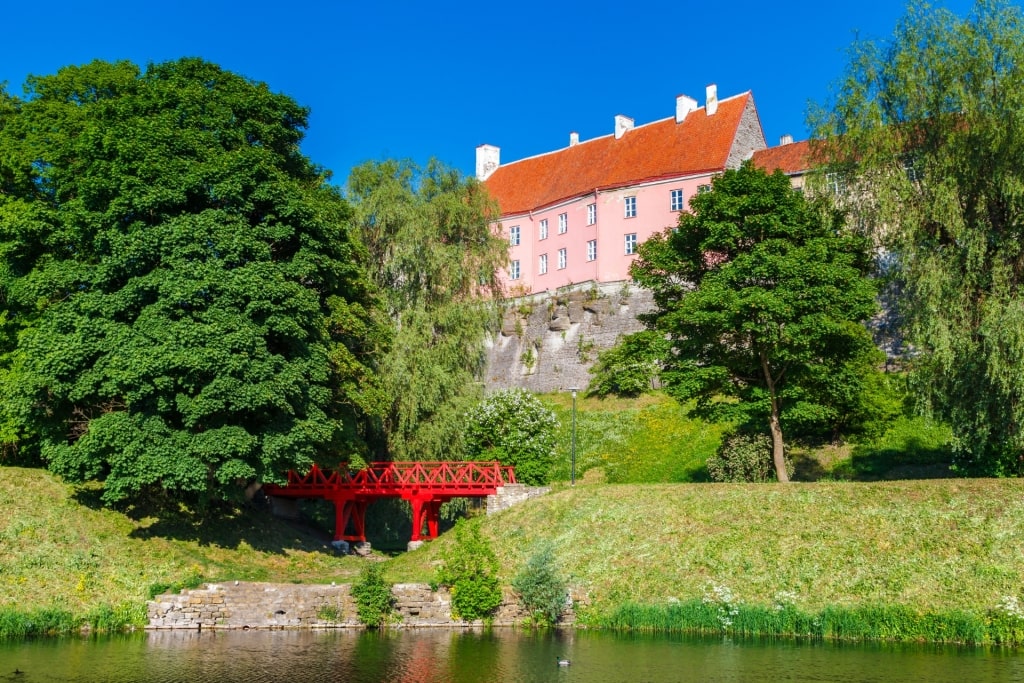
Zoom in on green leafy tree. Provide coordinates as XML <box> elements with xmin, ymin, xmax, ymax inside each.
<box><xmin>0</xmin><ymin>59</ymin><xmax>377</xmax><ymax>504</ymax></box>
<box><xmin>631</xmin><ymin>161</ymin><xmax>878</xmax><ymax>482</ymax></box>
<box><xmin>465</xmin><ymin>388</ymin><xmax>558</xmax><ymax>485</ymax></box>
<box><xmin>347</xmin><ymin>160</ymin><xmax>506</xmax><ymax>461</ymax></box>
<box><xmin>436</xmin><ymin>519</ymin><xmax>503</xmax><ymax>621</ymax></box>
<box><xmin>814</xmin><ymin>0</ymin><xmax>1024</xmax><ymax>475</ymax></box>
<box><xmin>588</xmin><ymin>330</ymin><xmax>670</xmax><ymax>398</ymax></box>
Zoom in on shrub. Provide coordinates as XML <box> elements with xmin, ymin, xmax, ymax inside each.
<box><xmin>350</xmin><ymin>564</ymin><xmax>394</xmax><ymax>629</ymax></box>
<box><xmin>512</xmin><ymin>544</ymin><xmax>567</xmax><ymax>626</ymax></box>
<box><xmin>706</xmin><ymin>433</ymin><xmax>789</xmax><ymax>483</ymax></box>
<box><xmin>436</xmin><ymin>520</ymin><xmax>503</xmax><ymax>621</ymax></box>
<box><xmin>466</xmin><ymin>388</ymin><xmax>557</xmax><ymax>485</ymax></box>
<box><xmin>588</xmin><ymin>331</ymin><xmax>670</xmax><ymax>398</ymax></box>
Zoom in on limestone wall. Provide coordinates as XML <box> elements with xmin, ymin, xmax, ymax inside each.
<box><xmin>486</xmin><ymin>484</ymin><xmax>550</xmax><ymax>515</ymax></box>
<box><xmin>484</xmin><ymin>280</ymin><xmax>655</xmax><ymax>393</ymax></box>
<box><xmin>148</xmin><ymin>581</ymin><xmax>573</xmax><ymax>630</ymax></box>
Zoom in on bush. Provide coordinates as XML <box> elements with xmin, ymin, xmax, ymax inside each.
<box><xmin>588</xmin><ymin>331</ymin><xmax>670</xmax><ymax>397</ymax></box>
<box><xmin>512</xmin><ymin>544</ymin><xmax>567</xmax><ymax>626</ymax></box>
<box><xmin>706</xmin><ymin>433</ymin><xmax>789</xmax><ymax>483</ymax></box>
<box><xmin>466</xmin><ymin>388</ymin><xmax>557</xmax><ymax>485</ymax></box>
<box><xmin>436</xmin><ymin>520</ymin><xmax>503</xmax><ymax>621</ymax></box>
<box><xmin>350</xmin><ymin>563</ymin><xmax>394</xmax><ymax>629</ymax></box>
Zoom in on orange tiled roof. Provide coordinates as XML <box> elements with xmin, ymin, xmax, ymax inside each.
<box><xmin>484</xmin><ymin>93</ymin><xmax>754</xmax><ymax>216</ymax></box>
<box><xmin>751</xmin><ymin>139</ymin><xmax>812</xmax><ymax>175</ymax></box>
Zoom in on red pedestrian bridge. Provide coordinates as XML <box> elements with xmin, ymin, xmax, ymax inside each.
<box><xmin>262</xmin><ymin>461</ymin><xmax>517</xmax><ymax>544</ymax></box>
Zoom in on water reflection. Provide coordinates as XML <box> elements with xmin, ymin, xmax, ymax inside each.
<box><xmin>0</xmin><ymin>629</ymin><xmax>1022</xmax><ymax>682</ymax></box>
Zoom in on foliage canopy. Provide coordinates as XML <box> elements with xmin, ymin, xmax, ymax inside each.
<box><xmin>0</xmin><ymin>59</ymin><xmax>377</xmax><ymax>503</ymax></box>
<box><xmin>631</xmin><ymin>161</ymin><xmax>878</xmax><ymax>481</ymax></box>
<box><xmin>814</xmin><ymin>0</ymin><xmax>1024</xmax><ymax>475</ymax></box>
<box><xmin>346</xmin><ymin>159</ymin><xmax>506</xmax><ymax>461</ymax></box>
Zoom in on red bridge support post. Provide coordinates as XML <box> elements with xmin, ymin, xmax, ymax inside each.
<box><xmin>331</xmin><ymin>497</ymin><xmax>368</xmax><ymax>542</ymax></box>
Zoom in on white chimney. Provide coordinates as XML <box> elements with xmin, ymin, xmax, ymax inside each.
<box><xmin>676</xmin><ymin>94</ymin><xmax>698</xmax><ymax>123</ymax></box>
<box><xmin>475</xmin><ymin>144</ymin><xmax>500</xmax><ymax>181</ymax></box>
<box><xmin>614</xmin><ymin>114</ymin><xmax>634</xmax><ymax>139</ymax></box>
<box><xmin>780</xmin><ymin>134</ymin><xmax>794</xmax><ymax>145</ymax></box>
<box><xmin>569</xmin><ymin>131</ymin><xmax>579</xmax><ymax>146</ymax></box>
<box><xmin>705</xmin><ymin>83</ymin><xmax>718</xmax><ymax>116</ymax></box>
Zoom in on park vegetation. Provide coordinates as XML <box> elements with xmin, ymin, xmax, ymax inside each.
<box><xmin>813</xmin><ymin>0</ymin><xmax>1024</xmax><ymax>477</ymax></box>
<box><xmin>3</xmin><ymin>0</ymin><xmax>1024</xmax><ymax>648</ymax></box>
<box><xmin>630</xmin><ymin>161</ymin><xmax>881</xmax><ymax>482</ymax></box>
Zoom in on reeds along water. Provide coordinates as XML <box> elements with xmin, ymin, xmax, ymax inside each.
<box><xmin>0</xmin><ymin>603</ymin><xmax>145</xmax><ymax>639</ymax></box>
<box><xmin>599</xmin><ymin>600</ymin><xmax>1018</xmax><ymax>646</ymax></box>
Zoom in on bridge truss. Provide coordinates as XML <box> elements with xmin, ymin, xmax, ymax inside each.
<box><xmin>262</xmin><ymin>461</ymin><xmax>517</xmax><ymax>544</ymax></box>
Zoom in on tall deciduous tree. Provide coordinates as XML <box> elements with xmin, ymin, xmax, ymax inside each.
<box><xmin>0</xmin><ymin>59</ymin><xmax>378</xmax><ymax>503</ymax></box>
<box><xmin>815</xmin><ymin>0</ymin><xmax>1024</xmax><ymax>475</ymax></box>
<box><xmin>347</xmin><ymin>160</ymin><xmax>506</xmax><ymax>461</ymax></box>
<box><xmin>631</xmin><ymin>162</ymin><xmax>878</xmax><ymax>481</ymax></box>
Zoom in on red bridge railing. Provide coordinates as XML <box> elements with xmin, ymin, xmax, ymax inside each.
<box><xmin>263</xmin><ymin>462</ymin><xmax>516</xmax><ymax>545</ymax></box>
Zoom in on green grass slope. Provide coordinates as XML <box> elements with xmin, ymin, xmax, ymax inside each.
<box><xmin>0</xmin><ymin>467</ymin><xmax>362</xmax><ymax>620</ymax></box>
<box><xmin>390</xmin><ymin>478</ymin><xmax>1024</xmax><ymax>620</ymax></box>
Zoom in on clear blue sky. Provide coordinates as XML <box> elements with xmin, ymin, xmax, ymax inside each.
<box><xmin>2</xmin><ymin>0</ymin><xmax>977</xmax><ymax>186</ymax></box>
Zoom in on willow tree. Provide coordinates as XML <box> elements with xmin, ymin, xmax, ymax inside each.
<box><xmin>816</xmin><ymin>0</ymin><xmax>1024</xmax><ymax>475</ymax></box>
<box><xmin>347</xmin><ymin>160</ymin><xmax>506</xmax><ymax>461</ymax></box>
<box><xmin>0</xmin><ymin>59</ymin><xmax>378</xmax><ymax>504</ymax></box>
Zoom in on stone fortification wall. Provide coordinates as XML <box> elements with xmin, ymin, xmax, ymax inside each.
<box><xmin>485</xmin><ymin>280</ymin><xmax>655</xmax><ymax>393</ymax></box>
<box><xmin>148</xmin><ymin>581</ymin><xmax>573</xmax><ymax>630</ymax></box>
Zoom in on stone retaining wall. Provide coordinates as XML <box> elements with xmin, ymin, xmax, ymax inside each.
<box><xmin>148</xmin><ymin>581</ymin><xmax>573</xmax><ymax>630</ymax></box>
<box><xmin>486</xmin><ymin>484</ymin><xmax>550</xmax><ymax>515</ymax></box>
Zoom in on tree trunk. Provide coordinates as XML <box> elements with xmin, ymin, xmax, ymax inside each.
<box><xmin>767</xmin><ymin>403</ymin><xmax>789</xmax><ymax>483</ymax></box>
<box><xmin>760</xmin><ymin>351</ymin><xmax>790</xmax><ymax>483</ymax></box>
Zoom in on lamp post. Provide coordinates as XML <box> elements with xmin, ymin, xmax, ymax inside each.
<box><xmin>569</xmin><ymin>387</ymin><xmax>578</xmax><ymax>487</ymax></box>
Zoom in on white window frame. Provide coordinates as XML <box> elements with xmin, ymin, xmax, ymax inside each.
<box><xmin>558</xmin><ymin>212</ymin><xmax>567</xmax><ymax>234</ymax></box>
<box><xmin>538</xmin><ymin>253</ymin><xmax>548</xmax><ymax>275</ymax></box>
<box><xmin>557</xmin><ymin>248</ymin><xmax>567</xmax><ymax>270</ymax></box>
<box><xmin>509</xmin><ymin>225</ymin><xmax>520</xmax><ymax>246</ymax></box>
<box><xmin>509</xmin><ymin>259</ymin><xmax>520</xmax><ymax>280</ymax></box>
<box><xmin>539</xmin><ymin>219</ymin><xmax>548</xmax><ymax>240</ymax></box>
<box><xmin>624</xmin><ymin>233</ymin><xmax>637</xmax><ymax>255</ymax></box>
<box><xmin>586</xmin><ymin>239</ymin><xmax>597</xmax><ymax>262</ymax></box>
<box><xmin>670</xmin><ymin>189</ymin><xmax>684</xmax><ymax>211</ymax></box>
<box><xmin>587</xmin><ymin>203</ymin><xmax>596</xmax><ymax>225</ymax></box>
<box><xmin>624</xmin><ymin>196</ymin><xmax>636</xmax><ymax>218</ymax></box>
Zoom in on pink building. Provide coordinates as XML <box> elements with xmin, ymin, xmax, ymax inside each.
<box><xmin>478</xmin><ymin>85</ymin><xmax>768</xmax><ymax>295</ymax></box>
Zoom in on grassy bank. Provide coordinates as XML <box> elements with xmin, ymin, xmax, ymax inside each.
<box><xmin>388</xmin><ymin>478</ymin><xmax>1024</xmax><ymax>644</ymax></box>
<box><xmin>5</xmin><ymin>465</ymin><xmax>1023</xmax><ymax>644</ymax></box>
<box><xmin>0</xmin><ymin>466</ymin><xmax>363</xmax><ymax>635</ymax></box>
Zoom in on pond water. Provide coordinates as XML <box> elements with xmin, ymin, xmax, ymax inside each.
<box><xmin>1</xmin><ymin>628</ymin><xmax>1022</xmax><ymax>683</ymax></box>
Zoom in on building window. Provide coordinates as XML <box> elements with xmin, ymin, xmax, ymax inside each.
<box><xmin>538</xmin><ymin>253</ymin><xmax>548</xmax><ymax>275</ymax></box>
<box><xmin>624</xmin><ymin>196</ymin><xmax>636</xmax><ymax>218</ymax></box>
<box><xmin>558</xmin><ymin>212</ymin><xmax>567</xmax><ymax>234</ymax></box>
<box><xmin>697</xmin><ymin>184</ymin><xmax>711</xmax><ymax>194</ymax></box>
<box><xmin>902</xmin><ymin>154</ymin><xmax>922</xmax><ymax>183</ymax></box>
<box><xmin>558</xmin><ymin>248</ymin><xmax>567</xmax><ymax>269</ymax></box>
<box><xmin>587</xmin><ymin>239</ymin><xmax>597</xmax><ymax>262</ymax></box>
<box><xmin>509</xmin><ymin>259</ymin><xmax>520</xmax><ymax>280</ymax></box>
<box><xmin>670</xmin><ymin>189</ymin><xmax>684</xmax><ymax>211</ymax></box>
<box><xmin>509</xmin><ymin>225</ymin><xmax>520</xmax><ymax>246</ymax></box>
<box><xmin>539</xmin><ymin>219</ymin><xmax>548</xmax><ymax>240</ymax></box>
<box><xmin>624</xmin><ymin>233</ymin><xmax>637</xmax><ymax>254</ymax></box>
<box><xmin>587</xmin><ymin>203</ymin><xmax>596</xmax><ymax>225</ymax></box>
<box><xmin>825</xmin><ymin>172</ymin><xmax>845</xmax><ymax>195</ymax></box>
